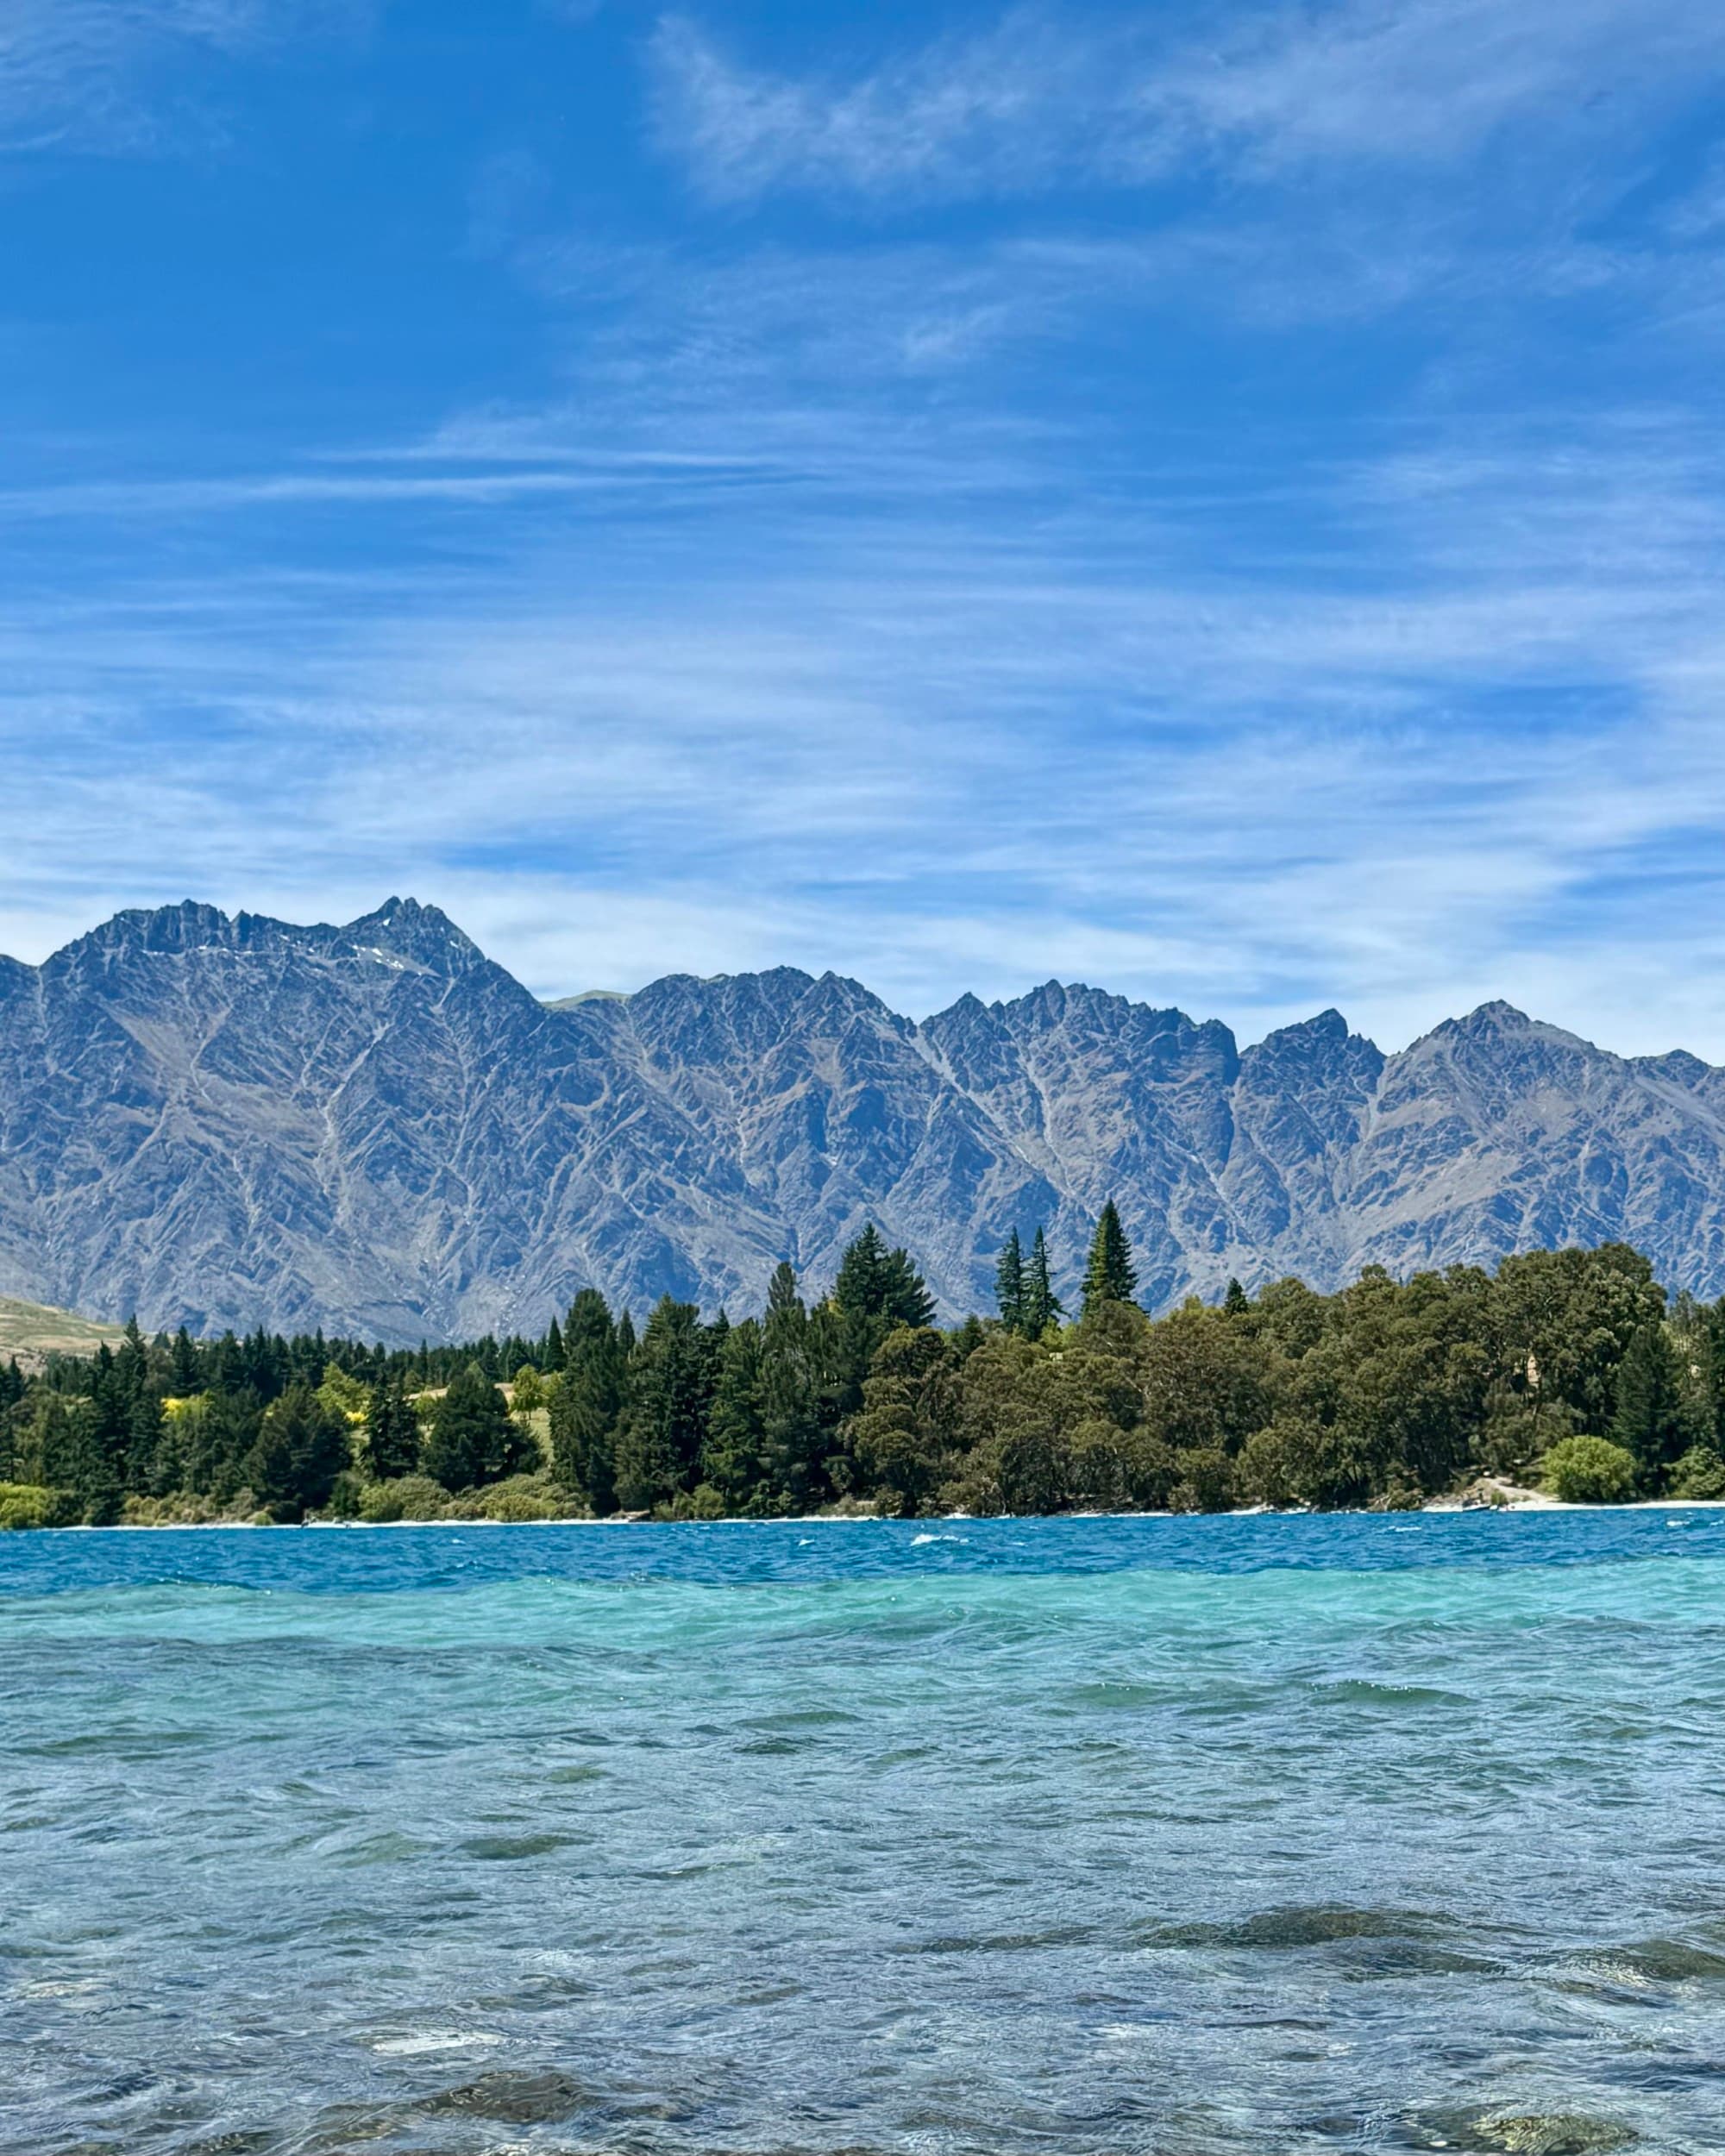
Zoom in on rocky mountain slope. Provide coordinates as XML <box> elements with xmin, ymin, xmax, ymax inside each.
<box><xmin>2</xmin><ymin>899</ymin><xmax>1723</xmax><ymax>1342</ymax></box>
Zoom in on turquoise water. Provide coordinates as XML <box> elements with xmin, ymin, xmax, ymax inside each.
<box><xmin>5</xmin><ymin>1514</ymin><xmax>1725</xmax><ymax>2155</ymax></box>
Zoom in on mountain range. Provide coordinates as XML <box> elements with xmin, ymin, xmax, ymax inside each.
<box><xmin>1</xmin><ymin>899</ymin><xmax>1722</xmax><ymax>1344</ymax></box>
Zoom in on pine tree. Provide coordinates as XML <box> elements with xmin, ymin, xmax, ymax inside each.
<box><xmin>1223</xmin><ymin>1278</ymin><xmax>1251</xmax><ymax>1319</ymax></box>
<box><xmin>705</xmin><ymin>1318</ymin><xmax>766</xmax><ymax>1513</ymax></box>
<box><xmin>995</xmin><ymin>1230</ymin><xmax>1026</xmax><ymax>1335</ymax></box>
<box><xmin>829</xmin><ymin>1226</ymin><xmax>938</xmax><ymax>1419</ymax></box>
<box><xmin>170</xmin><ymin>1327</ymin><xmax>201</xmax><ymax>1395</ymax></box>
<box><xmin>612</xmin><ymin>1298</ymin><xmax>716</xmax><ymax>1513</ymax></box>
<box><xmin>832</xmin><ymin>1225</ymin><xmax>893</xmax><ymax>1321</ymax></box>
<box><xmin>832</xmin><ymin>1225</ymin><xmax>936</xmax><ymax>1332</ymax></box>
<box><xmin>422</xmin><ymin>1363</ymin><xmax>515</xmax><ymax>1494</ymax></box>
<box><xmin>1703</xmin><ymin>1299</ymin><xmax>1725</xmax><ymax>1445</ymax></box>
<box><xmin>142</xmin><ymin>1397</ymin><xmax>184</xmax><ymax>1499</ymax></box>
<box><xmin>37</xmin><ymin>1395</ymin><xmax>122</xmax><ymax>1524</ymax></box>
<box><xmin>364</xmin><ymin>1378</ymin><xmax>422</xmax><ymax>1482</ymax></box>
<box><xmin>188</xmin><ymin>1387</ymin><xmax>264</xmax><ymax>1501</ymax></box>
<box><xmin>759</xmin><ymin>1262</ymin><xmax>825</xmax><ymax>1512</ymax></box>
<box><xmin>1022</xmin><ymin>1227</ymin><xmax>1064</xmax><ymax>1338</ymax></box>
<box><xmin>1610</xmin><ymin>1322</ymin><xmax>1692</xmax><ymax>1482</ymax></box>
<box><xmin>1082</xmin><ymin>1201</ymin><xmax>1138</xmax><ymax>1317</ymax></box>
<box><xmin>550</xmin><ymin>1288</ymin><xmax>627</xmax><ymax>1513</ymax></box>
<box><xmin>243</xmin><ymin>1383</ymin><xmax>351</xmax><ymax>1520</ymax></box>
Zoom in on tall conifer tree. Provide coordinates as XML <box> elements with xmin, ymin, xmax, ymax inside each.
<box><xmin>1082</xmin><ymin>1200</ymin><xmax>1138</xmax><ymax>1317</ymax></box>
<box><xmin>422</xmin><ymin>1364</ymin><xmax>515</xmax><ymax>1493</ymax></box>
<box><xmin>550</xmin><ymin>1288</ymin><xmax>626</xmax><ymax>1513</ymax></box>
<box><xmin>1022</xmin><ymin>1227</ymin><xmax>1064</xmax><ymax>1338</ymax></box>
<box><xmin>365</xmin><ymin>1378</ymin><xmax>422</xmax><ymax>1481</ymax></box>
<box><xmin>1610</xmin><ymin>1322</ymin><xmax>1691</xmax><ymax>1479</ymax></box>
<box><xmin>995</xmin><ymin>1231</ymin><xmax>1026</xmax><ymax>1335</ymax></box>
<box><xmin>612</xmin><ymin>1298</ymin><xmax>716</xmax><ymax>1513</ymax></box>
<box><xmin>760</xmin><ymin>1262</ymin><xmax>824</xmax><ymax>1512</ymax></box>
<box><xmin>705</xmin><ymin>1318</ymin><xmax>767</xmax><ymax>1513</ymax></box>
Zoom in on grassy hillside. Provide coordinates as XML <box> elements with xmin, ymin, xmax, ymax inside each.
<box><xmin>0</xmin><ymin>1296</ymin><xmax>129</xmax><ymax>1364</ymax></box>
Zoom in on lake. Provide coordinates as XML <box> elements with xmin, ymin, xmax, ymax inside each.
<box><xmin>4</xmin><ymin>1511</ymin><xmax>1722</xmax><ymax>2154</ymax></box>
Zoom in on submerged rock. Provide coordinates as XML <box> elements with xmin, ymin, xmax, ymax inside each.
<box><xmin>421</xmin><ymin>2069</ymin><xmax>586</xmax><ymax>2124</ymax></box>
<box><xmin>1477</xmin><ymin>2114</ymin><xmax>1637</xmax><ymax>2156</ymax></box>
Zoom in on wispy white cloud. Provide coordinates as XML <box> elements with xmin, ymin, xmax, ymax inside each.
<box><xmin>0</xmin><ymin>0</ymin><xmax>367</xmax><ymax>154</ymax></box>
<box><xmin>6</xmin><ymin>0</ymin><xmax>1725</xmax><ymax>1075</ymax></box>
<box><xmin>649</xmin><ymin>9</ymin><xmax>1104</xmax><ymax>205</ymax></box>
<box><xmin>4</xmin><ymin>402</ymin><xmax>1725</xmax><ymax>1059</ymax></box>
<box><xmin>649</xmin><ymin>0</ymin><xmax>1725</xmax><ymax>206</ymax></box>
<box><xmin>1143</xmin><ymin>0</ymin><xmax>1725</xmax><ymax>172</ymax></box>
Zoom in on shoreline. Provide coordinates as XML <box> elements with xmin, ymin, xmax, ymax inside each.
<box><xmin>34</xmin><ymin>1496</ymin><xmax>1725</xmax><ymax>1533</ymax></box>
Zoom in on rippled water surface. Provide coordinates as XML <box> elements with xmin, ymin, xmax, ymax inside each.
<box><xmin>6</xmin><ymin>1512</ymin><xmax>1725</xmax><ymax>2156</ymax></box>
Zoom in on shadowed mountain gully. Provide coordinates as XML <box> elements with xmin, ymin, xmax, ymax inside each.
<box><xmin>3</xmin><ymin>900</ymin><xmax>1724</xmax><ymax>1341</ymax></box>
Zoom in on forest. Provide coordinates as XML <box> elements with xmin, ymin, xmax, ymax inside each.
<box><xmin>2</xmin><ymin>1206</ymin><xmax>1722</xmax><ymax>1526</ymax></box>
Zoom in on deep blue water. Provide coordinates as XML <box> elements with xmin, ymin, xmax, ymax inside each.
<box><xmin>5</xmin><ymin>1512</ymin><xmax>1725</xmax><ymax>2155</ymax></box>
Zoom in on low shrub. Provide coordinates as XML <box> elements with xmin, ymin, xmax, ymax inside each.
<box><xmin>1667</xmin><ymin>1445</ymin><xmax>1725</xmax><ymax>1501</ymax></box>
<box><xmin>663</xmin><ymin>1482</ymin><xmax>727</xmax><ymax>1521</ymax></box>
<box><xmin>358</xmin><ymin>1474</ymin><xmax>451</xmax><ymax>1524</ymax></box>
<box><xmin>1541</xmin><ymin>1435</ymin><xmax>1638</xmax><ymax>1505</ymax></box>
<box><xmin>474</xmin><ymin>1475</ymin><xmax>568</xmax><ymax>1523</ymax></box>
<box><xmin>122</xmin><ymin>1491</ymin><xmax>231</xmax><ymax>1526</ymax></box>
<box><xmin>0</xmin><ymin>1483</ymin><xmax>83</xmax><ymax>1530</ymax></box>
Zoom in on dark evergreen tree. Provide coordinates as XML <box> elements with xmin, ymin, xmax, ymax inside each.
<box><xmin>612</xmin><ymin>1299</ymin><xmax>717</xmax><ymax>1513</ymax></box>
<box><xmin>1610</xmin><ymin>1322</ymin><xmax>1693</xmax><ymax>1482</ymax></box>
<box><xmin>242</xmin><ymin>1383</ymin><xmax>351</xmax><ymax>1520</ymax></box>
<box><xmin>832</xmin><ymin>1225</ymin><xmax>936</xmax><ymax>1332</ymax></box>
<box><xmin>422</xmin><ymin>1363</ymin><xmax>516</xmax><ymax>1493</ymax></box>
<box><xmin>950</xmin><ymin>1313</ymin><xmax>989</xmax><ymax>1361</ymax></box>
<box><xmin>170</xmin><ymin>1327</ymin><xmax>202</xmax><ymax>1395</ymax></box>
<box><xmin>143</xmin><ymin>1400</ymin><xmax>185</xmax><ymax>1499</ymax></box>
<box><xmin>1082</xmin><ymin>1200</ymin><xmax>1138</xmax><ymax>1317</ymax></box>
<box><xmin>129</xmin><ymin>1390</ymin><xmax>166</xmax><ymax>1497</ymax></box>
<box><xmin>759</xmin><ymin>1262</ymin><xmax>825</xmax><ymax>1513</ymax></box>
<box><xmin>705</xmin><ymin>1317</ymin><xmax>766</xmax><ymax>1513</ymax></box>
<box><xmin>1223</xmin><ymin>1277</ymin><xmax>1251</xmax><ymax>1319</ymax></box>
<box><xmin>1702</xmin><ymin>1299</ymin><xmax>1725</xmax><ymax>1445</ymax></box>
<box><xmin>1022</xmin><ymin>1227</ymin><xmax>1063</xmax><ymax>1338</ymax></box>
<box><xmin>35</xmin><ymin>1395</ymin><xmax>122</xmax><ymax>1524</ymax></box>
<box><xmin>188</xmin><ymin>1387</ymin><xmax>265</xmax><ymax>1501</ymax></box>
<box><xmin>550</xmin><ymin>1288</ymin><xmax>627</xmax><ymax>1513</ymax></box>
<box><xmin>829</xmin><ymin>1226</ymin><xmax>938</xmax><ymax>1420</ymax></box>
<box><xmin>364</xmin><ymin>1379</ymin><xmax>422</xmax><ymax>1482</ymax></box>
<box><xmin>994</xmin><ymin>1230</ymin><xmax>1026</xmax><ymax>1335</ymax></box>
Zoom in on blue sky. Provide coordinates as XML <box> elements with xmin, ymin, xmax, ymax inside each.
<box><xmin>4</xmin><ymin>0</ymin><xmax>1725</xmax><ymax>1053</ymax></box>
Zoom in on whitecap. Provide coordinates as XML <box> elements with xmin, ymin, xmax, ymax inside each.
<box><xmin>371</xmin><ymin>2031</ymin><xmax>505</xmax><ymax>2056</ymax></box>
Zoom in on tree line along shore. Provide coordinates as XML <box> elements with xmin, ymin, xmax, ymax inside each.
<box><xmin>0</xmin><ymin>1207</ymin><xmax>1719</xmax><ymax>1528</ymax></box>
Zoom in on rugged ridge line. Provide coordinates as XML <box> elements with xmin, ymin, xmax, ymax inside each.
<box><xmin>3</xmin><ymin>900</ymin><xmax>1724</xmax><ymax>1342</ymax></box>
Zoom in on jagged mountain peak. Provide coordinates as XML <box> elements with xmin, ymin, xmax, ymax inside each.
<box><xmin>1261</xmin><ymin>1006</ymin><xmax>1352</xmax><ymax>1043</ymax></box>
<box><xmin>52</xmin><ymin>899</ymin><xmax>245</xmax><ymax>962</ymax></box>
<box><xmin>337</xmin><ymin>897</ymin><xmax>486</xmax><ymax>975</ymax></box>
<box><xmin>1426</xmin><ymin>999</ymin><xmax>1558</xmax><ymax>1045</ymax></box>
<box><xmin>3</xmin><ymin>903</ymin><xmax>1725</xmax><ymax>1341</ymax></box>
<box><xmin>41</xmin><ymin>896</ymin><xmax>488</xmax><ymax>977</ymax></box>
